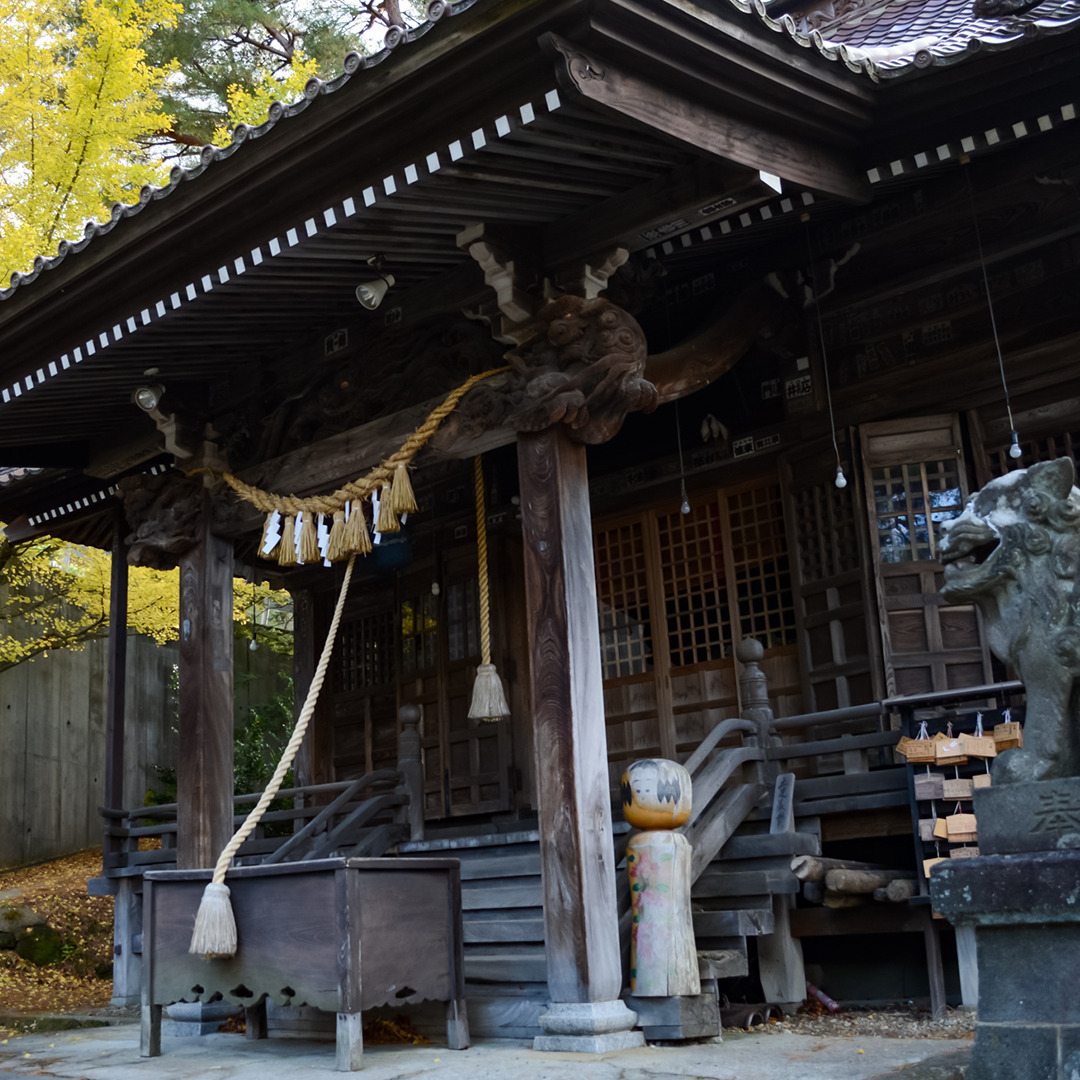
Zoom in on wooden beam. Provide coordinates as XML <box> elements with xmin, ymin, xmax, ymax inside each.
<box><xmin>544</xmin><ymin>159</ymin><xmax>773</xmax><ymax>267</ymax></box>
<box><xmin>176</xmin><ymin>499</ymin><xmax>234</xmax><ymax>870</ymax></box>
<box><xmin>517</xmin><ymin>426</ymin><xmax>623</xmax><ymax>1005</ymax></box>
<box><xmin>542</xmin><ymin>34</ymin><xmax>870</xmax><ymax>203</ymax></box>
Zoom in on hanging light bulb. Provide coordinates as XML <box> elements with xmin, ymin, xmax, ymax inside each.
<box><xmin>1008</xmin><ymin>431</ymin><xmax>1023</xmax><ymax>460</ymax></box>
<box><xmin>680</xmin><ymin>478</ymin><xmax>691</xmax><ymax>515</ymax></box>
<box><xmin>834</xmin><ymin>465</ymin><xmax>848</xmax><ymax>490</ymax></box>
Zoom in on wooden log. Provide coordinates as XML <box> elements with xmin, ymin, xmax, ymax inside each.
<box><xmin>885</xmin><ymin>878</ymin><xmax>920</xmax><ymax>903</ymax></box>
<box><xmin>790</xmin><ymin>855</ymin><xmax>891</xmax><ymax>882</ymax></box>
<box><xmin>824</xmin><ymin>868</ymin><xmax>917</xmax><ymax>894</ymax></box>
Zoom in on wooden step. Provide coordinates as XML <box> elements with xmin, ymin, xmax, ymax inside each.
<box><xmin>463</xmin><ymin>916</ymin><xmax>545</xmax><ymax>943</ymax></box>
<box><xmin>465</xmin><ymin>947</ymin><xmax>547</xmax><ymax>983</ymax></box>
<box><xmin>461</xmin><ymin>879</ymin><xmax>543</xmax><ymax>910</ymax></box>
<box><xmin>698</xmin><ymin>948</ymin><xmax>749</xmax><ymax>980</ymax></box>
<box><xmin>692</xmin><ymin>907</ymin><xmax>774</xmax><ymax>937</ymax></box>
<box><xmin>693</xmin><ymin>867</ymin><xmax>800</xmax><ymax>898</ymax></box>
<box><xmin>718</xmin><ymin>830</ymin><xmax>821</xmax><ymax>861</ymax></box>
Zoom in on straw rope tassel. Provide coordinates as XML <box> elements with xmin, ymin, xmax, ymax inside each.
<box><xmin>189</xmin><ymin>553</ymin><xmax>358</xmax><ymax>959</ymax></box>
<box><xmin>468</xmin><ymin>455</ymin><xmax>510</xmax><ymax>722</ymax></box>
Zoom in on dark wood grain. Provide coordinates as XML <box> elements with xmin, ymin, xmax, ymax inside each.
<box><xmin>543</xmin><ymin>34</ymin><xmax>869</xmax><ymax>203</ymax></box>
<box><xmin>176</xmin><ymin>501</ymin><xmax>234</xmax><ymax>870</ymax></box>
<box><xmin>517</xmin><ymin>427</ymin><xmax>623</xmax><ymax>1004</ymax></box>
<box><xmin>142</xmin><ymin>858</ymin><xmax>468</xmax><ymax>1067</ymax></box>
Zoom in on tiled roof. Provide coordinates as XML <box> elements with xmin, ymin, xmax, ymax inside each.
<box><xmin>0</xmin><ymin>467</ymin><xmax>43</xmax><ymax>486</ymax></box>
<box><xmin>0</xmin><ymin>0</ymin><xmax>478</xmax><ymax>302</ymax></box>
<box><xmin>744</xmin><ymin>0</ymin><xmax>1080</xmax><ymax>79</ymax></box>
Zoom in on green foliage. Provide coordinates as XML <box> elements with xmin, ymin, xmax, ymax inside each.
<box><xmin>146</xmin><ymin>0</ymin><xmax>425</xmax><ymax>152</ymax></box>
<box><xmin>234</xmin><ymin>678</ymin><xmax>295</xmax><ymax>797</ymax></box>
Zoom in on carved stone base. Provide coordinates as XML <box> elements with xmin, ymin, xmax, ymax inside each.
<box><xmin>932</xmin><ymin>849</ymin><xmax>1080</xmax><ymax>1080</ymax></box>
<box><xmin>533</xmin><ymin>1000</ymin><xmax>644</xmax><ymax>1052</ymax></box>
<box><xmin>161</xmin><ymin>1001</ymin><xmax>240</xmax><ymax>1037</ymax></box>
<box><xmin>974</xmin><ymin>777</ymin><xmax>1080</xmax><ymax>855</ymax></box>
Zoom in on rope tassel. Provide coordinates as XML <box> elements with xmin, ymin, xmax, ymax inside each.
<box><xmin>468</xmin><ymin>455</ymin><xmax>510</xmax><ymax>723</ymax></box>
<box><xmin>390</xmin><ymin>464</ymin><xmax>418</xmax><ymax>516</ymax></box>
<box><xmin>189</xmin><ymin>554</ymin><xmax>358</xmax><ymax>958</ymax></box>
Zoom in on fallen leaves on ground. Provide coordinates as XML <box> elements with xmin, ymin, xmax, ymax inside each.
<box><xmin>0</xmin><ymin>850</ymin><xmax>113</xmax><ymax>1015</ymax></box>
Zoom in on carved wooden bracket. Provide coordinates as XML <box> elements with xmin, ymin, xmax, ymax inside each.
<box><xmin>458</xmin><ymin>224</ymin><xmax>539</xmax><ymax>343</ymax></box>
<box><xmin>502</xmin><ymin>294</ymin><xmax>657</xmax><ymax>444</ymax></box>
<box><xmin>555</xmin><ymin>247</ymin><xmax>630</xmax><ymax>300</ymax></box>
<box><xmin>117</xmin><ymin>471</ymin><xmax>204</xmax><ymax>569</ymax></box>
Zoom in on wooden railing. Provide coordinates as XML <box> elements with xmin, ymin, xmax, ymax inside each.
<box><xmin>98</xmin><ymin>705</ymin><xmax>425</xmax><ymax>880</ymax></box>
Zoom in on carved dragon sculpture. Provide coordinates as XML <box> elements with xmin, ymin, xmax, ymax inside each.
<box><xmin>940</xmin><ymin>458</ymin><xmax>1080</xmax><ymax>783</ymax></box>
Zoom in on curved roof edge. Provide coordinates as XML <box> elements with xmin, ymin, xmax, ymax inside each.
<box><xmin>739</xmin><ymin>0</ymin><xmax>1080</xmax><ymax>81</ymax></box>
<box><xmin>0</xmin><ymin>0</ymin><xmax>479</xmax><ymax>303</ymax></box>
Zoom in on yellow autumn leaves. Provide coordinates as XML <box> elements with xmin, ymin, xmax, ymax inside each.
<box><xmin>0</xmin><ymin>0</ymin><xmax>182</xmax><ymax>284</ymax></box>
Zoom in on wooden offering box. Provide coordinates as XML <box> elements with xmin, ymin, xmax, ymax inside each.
<box><xmin>141</xmin><ymin>858</ymin><xmax>468</xmax><ymax>1071</ymax></box>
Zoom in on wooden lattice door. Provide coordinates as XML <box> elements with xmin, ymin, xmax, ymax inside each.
<box><xmin>331</xmin><ymin>596</ymin><xmax>398</xmax><ymax>782</ymax></box>
<box><xmin>398</xmin><ymin>555</ymin><xmax>511</xmax><ymax>820</ymax></box>
<box><xmin>860</xmin><ymin>415</ymin><xmax>992</xmax><ymax>697</ymax></box>
<box><xmin>780</xmin><ymin>435</ymin><xmax>883</xmax><ymax>711</ymax></box>
<box><xmin>593</xmin><ymin>475</ymin><xmax>803</xmax><ymax>793</ymax></box>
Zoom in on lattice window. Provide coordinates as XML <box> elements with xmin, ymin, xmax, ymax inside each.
<box><xmin>988</xmin><ymin>429</ymin><xmax>1080</xmax><ymax>480</ymax></box>
<box><xmin>445</xmin><ymin>578</ymin><xmax>479</xmax><ymax>663</ymax></box>
<box><xmin>793</xmin><ymin>480</ymin><xmax>860</xmax><ymax>582</ymax></box>
<box><xmin>727</xmin><ymin>485</ymin><xmax>796</xmax><ymax>649</ymax></box>
<box><xmin>401</xmin><ymin>592</ymin><xmax>440</xmax><ymax>677</ymax></box>
<box><xmin>872</xmin><ymin>459</ymin><xmax>963</xmax><ymax>563</ymax></box>
<box><xmin>334</xmin><ymin>610</ymin><xmax>395</xmax><ymax>693</ymax></box>
<box><xmin>594</xmin><ymin>521</ymin><xmax>652</xmax><ymax>678</ymax></box>
<box><xmin>656</xmin><ymin>500</ymin><xmax>730</xmax><ymax>668</ymax></box>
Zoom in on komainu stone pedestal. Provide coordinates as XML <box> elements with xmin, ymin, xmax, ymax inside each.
<box><xmin>932</xmin><ymin>841</ymin><xmax>1080</xmax><ymax>1078</ymax></box>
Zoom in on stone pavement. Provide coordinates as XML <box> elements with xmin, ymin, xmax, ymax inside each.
<box><xmin>0</xmin><ymin>1022</ymin><xmax>971</xmax><ymax>1079</ymax></box>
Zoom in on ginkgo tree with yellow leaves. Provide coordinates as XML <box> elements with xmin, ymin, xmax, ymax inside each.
<box><xmin>0</xmin><ymin>530</ymin><xmax>290</xmax><ymax>673</ymax></box>
<box><xmin>0</xmin><ymin>0</ymin><xmax>181</xmax><ymax>284</ymax></box>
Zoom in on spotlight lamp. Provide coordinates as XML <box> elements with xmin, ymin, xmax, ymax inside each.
<box><xmin>356</xmin><ymin>255</ymin><xmax>395</xmax><ymax>310</ymax></box>
<box><xmin>133</xmin><ymin>384</ymin><xmax>165</xmax><ymax>412</ymax></box>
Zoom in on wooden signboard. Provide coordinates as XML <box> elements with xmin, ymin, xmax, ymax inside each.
<box><xmin>946</xmin><ymin>813</ymin><xmax>978</xmax><ymax>842</ymax></box>
<box><xmin>914</xmin><ymin>773</ymin><xmax>945</xmax><ymax>800</ymax></box>
<box><xmin>994</xmin><ymin>721</ymin><xmax>1023</xmax><ymax>750</ymax></box>
<box><xmin>959</xmin><ymin>733</ymin><xmax>996</xmax><ymax>758</ymax></box>
<box><xmin>935</xmin><ymin>739</ymin><xmax>968</xmax><ymax>766</ymax></box>
<box><xmin>942</xmin><ymin>778</ymin><xmax>974</xmax><ymax>800</ymax></box>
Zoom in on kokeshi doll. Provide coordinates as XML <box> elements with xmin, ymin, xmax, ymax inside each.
<box><xmin>622</xmin><ymin>758</ymin><xmax>700</xmax><ymax>997</ymax></box>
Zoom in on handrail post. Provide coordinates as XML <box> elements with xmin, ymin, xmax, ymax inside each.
<box><xmin>397</xmin><ymin>704</ymin><xmax>424</xmax><ymax>842</ymax></box>
<box><xmin>736</xmin><ymin>637</ymin><xmax>777</xmax><ymax>785</ymax></box>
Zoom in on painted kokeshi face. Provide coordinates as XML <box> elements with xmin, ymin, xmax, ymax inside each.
<box><xmin>621</xmin><ymin>758</ymin><xmax>692</xmax><ymax>829</ymax></box>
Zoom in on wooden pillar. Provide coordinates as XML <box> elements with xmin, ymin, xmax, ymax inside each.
<box><xmin>517</xmin><ymin>426</ymin><xmax>642</xmax><ymax>1051</ymax></box>
<box><xmin>176</xmin><ymin>500</ymin><xmax>234</xmax><ymax>870</ymax></box>
<box><xmin>103</xmin><ymin>510</ymin><xmax>128</xmax><ymax>857</ymax></box>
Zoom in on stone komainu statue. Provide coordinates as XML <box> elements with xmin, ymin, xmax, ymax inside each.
<box><xmin>941</xmin><ymin>457</ymin><xmax>1080</xmax><ymax>784</ymax></box>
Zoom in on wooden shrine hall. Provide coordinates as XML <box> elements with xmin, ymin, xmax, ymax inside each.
<box><xmin>0</xmin><ymin>0</ymin><xmax>1078</xmax><ymax>1049</ymax></box>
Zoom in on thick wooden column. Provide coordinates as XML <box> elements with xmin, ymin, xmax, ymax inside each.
<box><xmin>517</xmin><ymin>426</ymin><xmax>642</xmax><ymax>1050</ymax></box>
<box><xmin>176</xmin><ymin>501</ymin><xmax>234</xmax><ymax>869</ymax></box>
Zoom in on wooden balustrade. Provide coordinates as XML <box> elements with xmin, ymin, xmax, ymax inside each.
<box><xmin>99</xmin><ymin>705</ymin><xmax>426</xmax><ymax>879</ymax></box>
